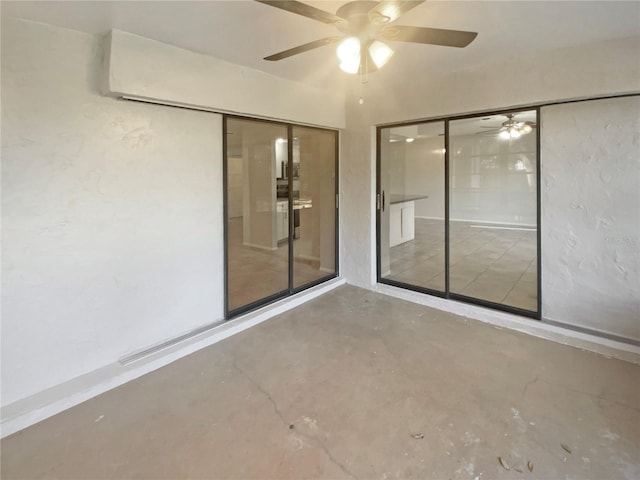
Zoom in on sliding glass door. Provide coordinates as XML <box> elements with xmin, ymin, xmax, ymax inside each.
<box><xmin>378</xmin><ymin>121</ymin><xmax>446</xmax><ymax>294</ymax></box>
<box><xmin>377</xmin><ymin>109</ymin><xmax>540</xmax><ymax>317</ymax></box>
<box><xmin>449</xmin><ymin>111</ymin><xmax>538</xmax><ymax>312</ymax></box>
<box><xmin>224</xmin><ymin>116</ymin><xmax>338</xmax><ymax>318</ymax></box>
<box><xmin>292</xmin><ymin>126</ymin><xmax>338</xmax><ymax>289</ymax></box>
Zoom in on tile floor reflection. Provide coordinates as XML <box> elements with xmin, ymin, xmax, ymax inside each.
<box><xmin>386</xmin><ymin>219</ymin><xmax>537</xmax><ymax>311</ymax></box>
<box><xmin>227</xmin><ymin>217</ymin><xmax>332</xmax><ymax>312</ymax></box>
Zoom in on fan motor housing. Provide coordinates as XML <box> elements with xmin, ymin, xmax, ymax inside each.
<box><xmin>336</xmin><ymin>1</ymin><xmax>380</xmax><ymax>34</ymax></box>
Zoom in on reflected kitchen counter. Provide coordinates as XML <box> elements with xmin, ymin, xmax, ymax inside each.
<box><xmin>277</xmin><ymin>198</ymin><xmax>313</xmax><ymax>209</ymax></box>
<box><xmin>388</xmin><ymin>194</ymin><xmax>428</xmax><ymax>247</ymax></box>
<box><xmin>389</xmin><ymin>194</ymin><xmax>429</xmax><ymax>205</ymax></box>
<box><xmin>294</xmin><ymin>198</ymin><xmax>312</xmax><ymax>209</ymax></box>
<box><xmin>276</xmin><ymin>198</ymin><xmax>312</xmax><ymax>240</ymax></box>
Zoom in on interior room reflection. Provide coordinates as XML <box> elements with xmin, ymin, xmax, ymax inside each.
<box><xmin>449</xmin><ymin>111</ymin><xmax>538</xmax><ymax>311</ymax></box>
<box><xmin>380</xmin><ymin>110</ymin><xmax>538</xmax><ymax>312</ymax></box>
<box><xmin>226</xmin><ymin>118</ymin><xmax>336</xmax><ymax>314</ymax></box>
<box><xmin>291</xmin><ymin>126</ymin><xmax>336</xmax><ymax>289</ymax></box>
<box><xmin>380</xmin><ymin>121</ymin><xmax>446</xmax><ymax>293</ymax></box>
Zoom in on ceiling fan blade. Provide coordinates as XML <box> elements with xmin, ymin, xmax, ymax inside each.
<box><xmin>368</xmin><ymin>1</ymin><xmax>425</xmax><ymax>25</ymax></box>
<box><xmin>255</xmin><ymin>0</ymin><xmax>343</xmax><ymax>25</ymax></box>
<box><xmin>264</xmin><ymin>37</ymin><xmax>342</xmax><ymax>61</ymax></box>
<box><xmin>382</xmin><ymin>25</ymin><xmax>478</xmax><ymax>48</ymax></box>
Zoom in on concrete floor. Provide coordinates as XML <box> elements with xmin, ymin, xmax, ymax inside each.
<box><xmin>387</xmin><ymin>219</ymin><xmax>537</xmax><ymax>311</ymax></box>
<box><xmin>2</xmin><ymin>286</ymin><xmax>638</xmax><ymax>479</ymax></box>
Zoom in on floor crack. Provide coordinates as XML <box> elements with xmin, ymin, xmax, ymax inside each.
<box><xmin>522</xmin><ymin>375</ymin><xmax>539</xmax><ymax>395</ymax></box>
<box><xmin>232</xmin><ymin>358</ymin><xmax>288</xmax><ymax>426</ymax></box>
<box><xmin>231</xmin><ymin>358</ymin><xmax>359</xmax><ymax>479</ymax></box>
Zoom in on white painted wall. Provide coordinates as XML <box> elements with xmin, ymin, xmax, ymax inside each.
<box><xmin>1</xmin><ymin>19</ymin><xmax>224</xmax><ymax>406</ymax></box>
<box><xmin>356</xmin><ymin>36</ymin><xmax>640</xmax><ymax>125</ymax></box>
<box><xmin>0</xmin><ymin>18</ymin><xmax>344</xmax><ymax>410</ymax></box>
<box><xmin>541</xmin><ymin>96</ymin><xmax>640</xmax><ymax>341</ymax></box>
<box><xmin>340</xmin><ymin>35</ymin><xmax>640</xmax><ymax>340</ymax></box>
<box><xmin>104</xmin><ymin>29</ymin><xmax>345</xmax><ymax>129</ymax></box>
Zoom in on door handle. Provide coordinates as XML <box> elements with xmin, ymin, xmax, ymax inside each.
<box><xmin>382</xmin><ymin>190</ymin><xmax>385</xmax><ymax>212</ymax></box>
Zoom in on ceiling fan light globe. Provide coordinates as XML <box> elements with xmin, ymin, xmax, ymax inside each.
<box><xmin>521</xmin><ymin>124</ymin><xmax>533</xmax><ymax>134</ymax></box>
<box><xmin>499</xmin><ymin>130</ymin><xmax>511</xmax><ymax>140</ymax></box>
<box><xmin>510</xmin><ymin>128</ymin><xmax>522</xmax><ymax>138</ymax></box>
<box><xmin>340</xmin><ymin>57</ymin><xmax>361</xmax><ymax>74</ymax></box>
<box><xmin>369</xmin><ymin>40</ymin><xmax>394</xmax><ymax>68</ymax></box>
<box><xmin>337</xmin><ymin>36</ymin><xmax>361</xmax><ymax>62</ymax></box>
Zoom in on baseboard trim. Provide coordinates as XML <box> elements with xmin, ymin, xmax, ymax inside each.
<box><xmin>0</xmin><ymin>277</ymin><xmax>346</xmax><ymax>438</ymax></box>
<box><xmin>541</xmin><ymin>318</ymin><xmax>640</xmax><ymax>347</ymax></box>
<box><xmin>414</xmin><ymin>216</ymin><xmax>537</xmax><ymax>229</ymax></box>
<box><xmin>242</xmin><ymin>241</ymin><xmax>277</xmax><ymax>251</ymax></box>
<box><xmin>374</xmin><ymin>283</ymin><xmax>640</xmax><ymax>365</ymax></box>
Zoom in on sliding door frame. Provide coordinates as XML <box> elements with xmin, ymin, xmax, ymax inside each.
<box><xmin>375</xmin><ymin>119</ymin><xmax>448</xmax><ymax>300</ymax></box>
<box><xmin>291</xmin><ymin>125</ymin><xmax>340</xmax><ymax>295</ymax></box>
<box><xmin>223</xmin><ymin>114</ymin><xmax>339</xmax><ymax>319</ymax></box>
<box><xmin>376</xmin><ymin>106</ymin><xmax>542</xmax><ymax>320</ymax></box>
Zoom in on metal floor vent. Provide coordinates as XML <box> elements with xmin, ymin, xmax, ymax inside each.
<box><xmin>118</xmin><ymin>320</ymin><xmax>225</xmax><ymax>366</ymax></box>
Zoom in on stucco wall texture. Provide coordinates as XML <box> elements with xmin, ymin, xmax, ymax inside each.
<box><xmin>541</xmin><ymin>97</ymin><xmax>640</xmax><ymax>341</ymax></box>
<box><xmin>1</xmin><ymin>19</ymin><xmax>224</xmax><ymax>406</ymax></box>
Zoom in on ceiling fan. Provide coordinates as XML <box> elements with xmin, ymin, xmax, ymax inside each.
<box><xmin>479</xmin><ymin>114</ymin><xmax>537</xmax><ymax>139</ymax></box>
<box><xmin>255</xmin><ymin>0</ymin><xmax>478</xmax><ymax>74</ymax></box>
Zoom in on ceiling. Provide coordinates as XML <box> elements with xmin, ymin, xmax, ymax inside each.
<box><xmin>3</xmin><ymin>1</ymin><xmax>640</xmax><ymax>91</ymax></box>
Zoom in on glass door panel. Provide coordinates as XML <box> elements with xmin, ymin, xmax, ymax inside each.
<box><xmin>379</xmin><ymin>121</ymin><xmax>446</xmax><ymax>293</ymax></box>
<box><xmin>449</xmin><ymin>110</ymin><xmax>538</xmax><ymax>311</ymax></box>
<box><xmin>291</xmin><ymin>126</ymin><xmax>337</xmax><ymax>289</ymax></box>
<box><xmin>225</xmin><ymin>117</ymin><xmax>289</xmax><ymax>313</ymax></box>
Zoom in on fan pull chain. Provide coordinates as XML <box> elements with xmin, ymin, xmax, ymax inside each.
<box><xmin>358</xmin><ymin>69</ymin><xmax>368</xmax><ymax>105</ymax></box>
<box><xmin>357</xmin><ymin>52</ymin><xmax>370</xmax><ymax>104</ymax></box>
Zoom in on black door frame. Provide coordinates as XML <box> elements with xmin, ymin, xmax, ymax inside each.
<box><xmin>223</xmin><ymin>114</ymin><xmax>339</xmax><ymax>319</ymax></box>
<box><xmin>376</xmin><ymin>106</ymin><xmax>542</xmax><ymax>320</ymax></box>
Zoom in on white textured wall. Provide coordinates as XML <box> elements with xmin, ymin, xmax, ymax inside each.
<box><xmin>340</xmin><ymin>116</ymin><xmax>376</xmax><ymax>287</ymax></box>
<box><xmin>104</xmin><ymin>29</ymin><xmax>345</xmax><ymax>129</ymax></box>
<box><xmin>341</xmin><ymin>35</ymin><xmax>640</xmax><ymax>340</ymax></box>
<box><xmin>357</xmin><ymin>36</ymin><xmax>640</xmax><ymax>125</ymax></box>
<box><xmin>1</xmin><ymin>19</ymin><xmax>224</xmax><ymax>406</ymax></box>
<box><xmin>541</xmin><ymin>97</ymin><xmax>640</xmax><ymax>340</ymax></box>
